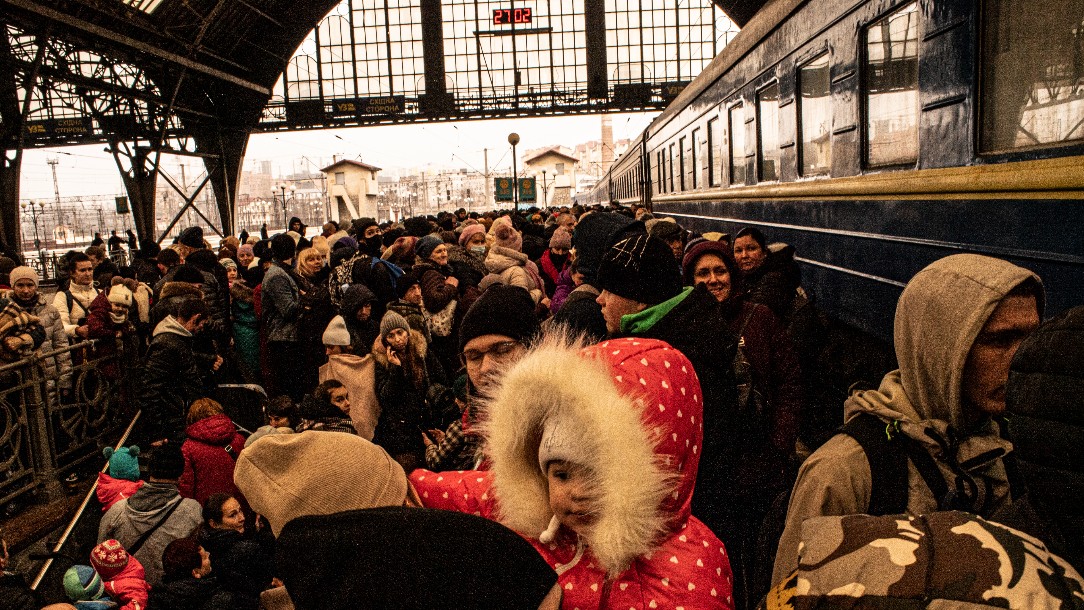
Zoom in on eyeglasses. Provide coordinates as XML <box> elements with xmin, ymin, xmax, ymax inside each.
<box><xmin>461</xmin><ymin>340</ymin><xmax>521</xmax><ymax>366</ymax></box>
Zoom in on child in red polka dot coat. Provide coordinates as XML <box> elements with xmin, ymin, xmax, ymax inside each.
<box><xmin>411</xmin><ymin>334</ymin><xmax>735</xmax><ymax>609</ymax></box>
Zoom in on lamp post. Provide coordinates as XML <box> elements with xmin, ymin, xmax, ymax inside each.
<box><xmin>274</xmin><ymin>182</ymin><xmax>296</xmax><ymax>231</ymax></box>
<box><xmin>541</xmin><ymin>170</ymin><xmax>549</xmax><ymax>207</ymax></box>
<box><xmin>508</xmin><ymin>132</ymin><xmax>520</xmax><ymax>210</ymax></box>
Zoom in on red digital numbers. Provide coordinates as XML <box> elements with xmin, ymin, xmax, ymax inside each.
<box><xmin>493</xmin><ymin>8</ymin><xmax>532</xmax><ymax>24</ymax></box>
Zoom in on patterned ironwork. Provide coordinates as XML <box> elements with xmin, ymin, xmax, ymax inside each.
<box><xmin>0</xmin><ymin>339</ymin><xmax>133</xmax><ymax>506</ymax></box>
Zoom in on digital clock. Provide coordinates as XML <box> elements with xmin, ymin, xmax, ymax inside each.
<box><xmin>493</xmin><ymin>8</ymin><xmax>532</xmax><ymax>24</ymax></box>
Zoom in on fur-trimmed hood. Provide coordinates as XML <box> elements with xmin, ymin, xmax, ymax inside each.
<box><xmin>371</xmin><ymin>328</ymin><xmax>428</xmax><ymax>366</ymax></box>
<box><xmin>159</xmin><ymin>281</ymin><xmax>204</xmax><ymax>301</ymax></box>
<box><xmin>484</xmin><ymin>245</ymin><xmax>529</xmax><ymax>274</ymax></box>
<box><xmin>481</xmin><ymin>333</ymin><xmax>704</xmax><ymax>575</ymax></box>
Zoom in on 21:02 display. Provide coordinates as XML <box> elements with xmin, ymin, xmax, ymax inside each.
<box><xmin>492</xmin><ymin>8</ymin><xmax>532</xmax><ymax>24</ymax></box>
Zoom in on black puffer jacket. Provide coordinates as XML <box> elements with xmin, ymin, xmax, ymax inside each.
<box><xmin>139</xmin><ymin>316</ymin><xmax>214</xmax><ymax>443</ymax></box>
<box><xmin>149</xmin><ymin>575</ymin><xmax>237</xmax><ymax>610</ymax></box>
<box><xmin>1004</xmin><ymin>305</ymin><xmax>1084</xmax><ymax>573</ymax></box>
<box><xmin>197</xmin><ymin>525</ymin><xmax>276</xmax><ymax>609</ymax></box>
<box><xmin>340</xmin><ymin>284</ymin><xmax>379</xmax><ymax>354</ymax></box>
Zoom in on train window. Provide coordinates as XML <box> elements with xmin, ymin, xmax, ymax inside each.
<box><xmin>691</xmin><ymin>128</ymin><xmax>700</xmax><ymax>189</ymax></box>
<box><xmin>729</xmin><ymin>104</ymin><xmax>746</xmax><ymax>184</ymax></box>
<box><xmin>663</xmin><ymin>143</ymin><xmax>672</xmax><ymax>191</ymax></box>
<box><xmin>799</xmin><ymin>53</ymin><xmax>832</xmax><ymax>176</ymax></box>
<box><xmin>863</xmin><ymin>2</ymin><xmax>919</xmax><ymax>167</ymax></box>
<box><xmin>757</xmin><ymin>83</ymin><xmax>782</xmax><ymax>181</ymax></box>
<box><xmin>679</xmin><ymin>136</ymin><xmax>687</xmax><ymax>191</ymax></box>
<box><xmin>657</xmin><ymin>151</ymin><xmax>664</xmax><ymax>193</ymax></box>
<box><xmin>707</xmin><ymin>117</ymin><xmax>721</xmax><ymax>186</ymax></box>
<box><xmin>980</xmin><ymin>1</ymin><xmax>1084</xmax><ymax>151</ymax></box>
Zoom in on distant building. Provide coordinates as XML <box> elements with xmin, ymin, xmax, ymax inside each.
<box><xmin>523</xmin><ymin>148</ymin><xmax>579</xmax><ymax>207</ymax></box>
<box><xmin>321</xmin><ymin>159</ymin><xmax>382</xmax><ymax>224</ymax></box>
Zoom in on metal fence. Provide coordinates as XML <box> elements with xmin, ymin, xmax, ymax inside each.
<box><xmin>0</xmin><ymin>338</ymin><xmax>134</xmax><ymax>507</ymax></box>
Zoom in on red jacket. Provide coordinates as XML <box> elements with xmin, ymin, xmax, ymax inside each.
<box><xmin>102</xmin><ymin>553</ymin><xmax>150</xmax><ymax>610</ymax></box>
<box><xmin>412</xmin><ymin>336</ymin><xmax>734</xmax><ymax>609</ymax></box>
<box><xmin>179</xmin><ymin>414</ymin><xmax>246</xmax><ymax>505</ymax></box>
<box><xmin>96</xmin><ymin>473</ymin><xmax>144</xmax><ymax>512</ymax></box>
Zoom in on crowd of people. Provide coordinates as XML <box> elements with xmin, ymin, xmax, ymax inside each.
<box><xmin>0</xmin><ymin>206</ymin><xmax>1082</xmax><ymax>610</ymax></box>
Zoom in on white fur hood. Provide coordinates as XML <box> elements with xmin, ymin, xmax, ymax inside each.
<box><xmin>481</xmin><ymin>333</ymin><xmax>705</xmax><ymax>575</ymax></box>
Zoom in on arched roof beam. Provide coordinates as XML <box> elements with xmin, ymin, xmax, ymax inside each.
<box><xmin>3</xmin><ymin>0</ymin><xmax>270</xmax><ymax>95</ymax></box>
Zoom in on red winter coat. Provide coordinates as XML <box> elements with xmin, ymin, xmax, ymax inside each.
<box><xmin>412</xmin><ymin>336</ymin><xmax>734</xmax><ymax>609</ymax></box>
<box><xmin>179</xmin><ymin>414</ymin><xmax>246</xmax><ymax>505</ymax></box>
<box><xmin>96</xmin><ymin>473</ymin><xmax>144</xmax><ymax>512</ymax></box>
<box><xmin>102</xmin><ymin>554</ymin><xmax>150</xmax><ymax>610</ymax></box>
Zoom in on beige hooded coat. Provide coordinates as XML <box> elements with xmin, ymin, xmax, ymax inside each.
<box><xmin>772</xmin><ymin>254</ymin><xmax>1042</xmax><ymax>585</ymax></box>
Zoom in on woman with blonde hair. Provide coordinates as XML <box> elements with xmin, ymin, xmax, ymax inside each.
<box><xmin>179</xmin><ymin>398</ymin><xmax>247</xmax><ymax>506</ymax></box>
<box><xmin>293</xmin><ymin>247</ymin><xmax>335</xmax><ymax>395</ymax></box>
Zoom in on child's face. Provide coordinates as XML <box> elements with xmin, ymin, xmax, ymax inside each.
<box><xmin>546</xmin><ymin>460</ymin><xmax>596</xmax><ymax>537</ymax></box>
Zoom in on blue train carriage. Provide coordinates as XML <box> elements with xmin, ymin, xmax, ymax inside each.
<box><xmin>596</xmin><ymin>0</ymin><xmax>1084</xmax><ymax>341</ymax></box>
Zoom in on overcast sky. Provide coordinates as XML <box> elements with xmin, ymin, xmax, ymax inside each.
<box><xmin>18</xmin><ymin>111</ymin><xmax>657</xmax><ymax>201</ymax></box>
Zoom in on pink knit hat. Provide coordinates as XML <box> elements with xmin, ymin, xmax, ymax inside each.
<box><xmin>458</xmin><ymin>223</ymin><xmax>486</xmax><ymax>246</ymax></box>
<box><xmin>493</xmin><ymin>223</ymin><xmax>523</xmax><ymax>252</ymax></box>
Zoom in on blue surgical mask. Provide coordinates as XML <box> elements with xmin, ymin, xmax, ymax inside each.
<box><xmin>470</xmin><ymin>246</ymin><xmax>486</xmax><ymax>255</ymax></box>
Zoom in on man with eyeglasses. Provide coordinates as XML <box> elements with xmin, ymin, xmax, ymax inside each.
<box><xmin>421</xmin><ymin>285</ymin><xmax>539</xmax><ymax>471</ymax></box>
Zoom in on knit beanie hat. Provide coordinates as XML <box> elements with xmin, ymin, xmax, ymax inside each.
<box><xmin>395</xmin><ymin>275</ymin><xmax>420</xmax><ymax>300</ymax></box>
<box><xmin>549</xmin><ymin>227</ymin><xmax>572</xmax><ymax>250</ymax></box>
<box><xmin>102</xmin><ymin>445</ymin><xmax>140</xmax><ymax>481</ymax></box>
<box><xmin>277</xmin><ymin>507</ymin><xmax>558</xmax><ymax>610</ymax></box>
<box><xmin>597</xmin><ymin>234</ymin><xmax>683</xmax><ymax>305</ymax></box>
<box><xmin>572</xmin><ymin>212</ymin><xmax>644</xmax><ymax>286</ymax></box>
<box><xmin>415</xmin><ymin>234</ymin><xmax>443</xmax><ymax>261</ymax></box>
<box><xmin>63</xmin><ymin>565</ymin><xmax>105</xmax><ymax>602</ymax></box>
<box><xmin>8</xmin><ymin>266</ymin><xmax>38</xmax><ymax>287</ymax></box>
<box><xmin>332</xmin><ymin>236</ymin><xmax>358</xmax><ymax>252</ymax></box>
<box><xmin>219</xmin><ymin>258</ymin><xmax>237</xmax><ymax>270</ymax></box>
<box><xmin>493</xmin><ymin>223</ymin><xmax>523</xmax><ymax>252</ymax></box>
<box><xmin>90</xmin><ymin>539</ymin><xmax>129</xmax><ymax>579</ymax></box>
<box><xmin>681</xmin><ymin>239</ymin><xmax>739</xmax><ymax>286</ymax></box>
<box><xmin>234</xmin><ymin>431</ymin><xmax>412</xmax><ymax>536</ymax></box>
<box><xmin>537</xmin><ymin>408</ymin><xmax>583</xmax><ymax>472</ymax></box>
<box><xmin>271</xmin><ymin>233</ymin><xmax>296</xmax><ymax>262</ymax></box>
<box><xmin>379</xmin><ymin>310</ymin><xmax>410</xmax><ymax>339</ymax></box>
<box><xmin>459</xmin><ymin>284</ymin><xmax>540</xmax><ymax>351</ymax></box>
<box><xmin>322</xmin><ymin>315</ymin><xmax>351</xmax><ymax>346</ymax></box>
<box><xmin>238</xmin><ymin>243</ymin><xmax>254</xmax><ymax>258</ymax></box>
<box><xmin>648</xmin><ymin>217</ymin><xmax>684</xmax><ymax>243</ymax></box>
<box><xmin>172</xmin><ymin>264</ymin><xmax>205</xmax><ymax>285</ymax></box>
<box><xmin>108</xmin><ymin>283</ymin><xmax>133</xmax><ymax>307</ymax></box>
<box><xmin>457</xmin><ymin>223</ymin><xmax>486</xmax><ymax>247</ymax></box>
<box><xmin>351</xmin><ymin>217</ymin><xmax>378</xmax><ymax>236</ymax></box>
<box><xmin>178</xmin><ymin>226</ymin><xmax>205</xmax><ymax>249</ymax></box>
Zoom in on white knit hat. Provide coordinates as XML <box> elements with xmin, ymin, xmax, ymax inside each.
<box><xmin>107</xmin><ymin>284</ymin><xmax>133</xmax><ymax>307</ymax></box>
<box><xmin>322</xmin><ymin>315</ymin><xmax>351</xmax><ymax>346</ymax></box>
<box><xmin>537</xmin><ymin>408</ymin><xmax>582</xmax><ymax>473</ymax></box>
<box><xmin>8</xmin><ymin>266</ymin><xmax>38</xmax><ymax>287</ymax></box>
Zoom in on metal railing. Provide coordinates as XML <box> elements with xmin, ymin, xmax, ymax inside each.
<box><xmin>0</xmin><ymin>338</ymin><xmax>136</xmax><ymax>508</ymax></box>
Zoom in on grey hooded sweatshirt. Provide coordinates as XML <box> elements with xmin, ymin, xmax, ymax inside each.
<box><xmin>99</xmin><ymin>481</ymin><xmax>202</xmax><ymax>585</ymax></box>
<box><xmin>772</xmin><ymin>254</ymin><xmax>1042</xmax><ymax>585</ymax></box>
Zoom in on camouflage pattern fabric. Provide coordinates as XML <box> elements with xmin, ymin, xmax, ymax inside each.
<box><xmin>761</xmin><ymin>511</ymin><xmax>1084</xmax><ymax>609</ymax></box>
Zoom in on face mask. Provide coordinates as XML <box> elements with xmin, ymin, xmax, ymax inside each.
<box><xmin>470</xmin><ymin>246</ymin><xmax>486</xmax><ymax>256</ymax></box>
<box><xmin>365</xmin><ymin>236</ymin><xmax>383</xmax><ymax>257</ymax></box>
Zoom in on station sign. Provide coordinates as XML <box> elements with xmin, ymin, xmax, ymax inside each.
<box><xmin>331</xmin><ymin>95</ymin><xmax>406</xmax><ymax>117</ymax></box>
<box><xmin>495</xmin><ymin>177</ymin><xmax>537</xmax><ymax>202</ymax></box>
<box><xmin>24</xmin><ymin>117</ymin><xmax>93</xmax><ymax>138</ymax></box>
<box><xmin>519</xmin><ymin>177</ymin><xmax>536</xmax><ymax>202</ymax></box>
<box><xmin>495</xmin><ymin>177</ymin><xmax>515</xmax><ymax>201</ymax></box>
<box><xmin>660</xmin><ymin>81</ymin><xmax>690</xmax><ymax>101</ymax></box>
